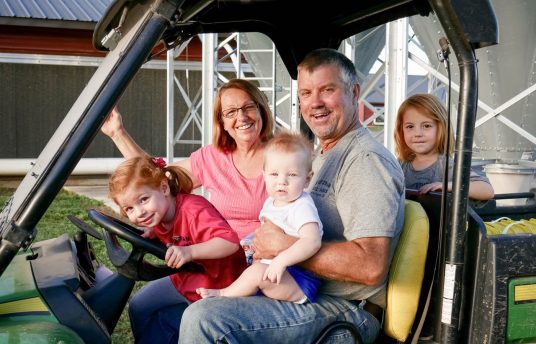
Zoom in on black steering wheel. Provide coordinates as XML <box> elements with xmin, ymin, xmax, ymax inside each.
<box><xmin>88</xmin><ymin>208</ymin><xmax>168</xmax><ymax>260</ymax></box>
<box><xmin>87</xmin><ymin>208</ymin><xmax>204</xmax><ymax>280</ymax></box>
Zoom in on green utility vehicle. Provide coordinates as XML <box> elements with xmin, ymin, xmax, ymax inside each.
<box><xmin>1</xmin><ymin>0</ymin><xmax>535</xmax><ymax>343</ymax></box>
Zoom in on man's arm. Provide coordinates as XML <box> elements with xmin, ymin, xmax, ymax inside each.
<box><xmin>253</xmin><ymin>221</ymin><xmax>391</xmax><ymax>286</ymax></box>
<box><xmin>302</xmin><ymin>237</ymin><xmax>391</xmax><ymax>286</ymax></box>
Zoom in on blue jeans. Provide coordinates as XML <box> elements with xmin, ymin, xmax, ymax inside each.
<box><xmin>179</xmin><ymin>294</ymin><xmax>380</xmax><ymax>344</ymax></box>
<box><xmin>129</xmin><ymin>277</ymin><xmax>190</xmax><ymax>344</ymax></box>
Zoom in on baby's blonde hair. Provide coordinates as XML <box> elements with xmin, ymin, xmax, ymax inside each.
<box><xmin>108</xmin><ymin>156</ymin><xmax>193</xmax><ymax>216</ymax></box>
<box><xmin>394</xmin><ymin>93</ymin><xmax>455</xmax><ymax>162</ymax></box>
<box><xmin>264</xmin><ymin>130</ymin><xmax>314</xmax><ymax>171</ymax></box>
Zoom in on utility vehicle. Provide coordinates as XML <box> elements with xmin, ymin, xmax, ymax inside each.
<box><xmin>1</xmin><ymin>0</ymin><xmax>535</xmax><ymax>343</ymax></box>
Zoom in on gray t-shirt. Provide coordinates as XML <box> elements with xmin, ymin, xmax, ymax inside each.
<box><xmin>401</xmin><ymin>155</ymin><xmax>490</xmax><ymax>190</ymax></box>
<box><xmin>307</xmin><ymin>127</ymin><xmax>405</xmax><ymax>307</ymax></box>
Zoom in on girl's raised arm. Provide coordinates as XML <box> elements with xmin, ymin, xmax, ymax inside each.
<box><xmin>101</xmin><ymin>107</ymin><xmax>147</xmax><ymax>159</ymax></box>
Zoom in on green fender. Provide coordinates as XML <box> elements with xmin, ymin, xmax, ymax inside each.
<box><xmin>0</xmin><ymin>321</ymin><xmax>84</xmax><ymax>344</ymax></box>
<box><xmin>0</xmin><ymin>252</ymin><xmax>83</xmax><ymax>343</ymax></box>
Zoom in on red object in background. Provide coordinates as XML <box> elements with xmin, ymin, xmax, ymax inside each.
<box><xmin>359</xmin><ymin>101</ymin><xmax>384</xmax><ymax>126</ymax></box>
<box><xmin>0</xmin><ymin>25</ymin><xmax>204</xmax><ymax>60</ymax></box>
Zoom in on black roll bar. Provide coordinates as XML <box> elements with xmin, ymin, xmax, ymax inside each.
<box><xmin>428</xmin><ymin>0</ymin><xmax>498</xmax><ymax>342</ymax></box>
<box><xmin>0</xmin><ymin>4</ymin><xmax>174</xmax><ymax>276</ymax></box>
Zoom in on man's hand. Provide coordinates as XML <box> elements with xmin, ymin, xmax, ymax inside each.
<box><xmin>165</xmin><ymin>245</ymin><xmax>193</xmax><ymax>269</ymax></box>
<box><xmin>253</xmin><ymin>219</ymin><xmax>293</xmax><ymax>260</ymax></box>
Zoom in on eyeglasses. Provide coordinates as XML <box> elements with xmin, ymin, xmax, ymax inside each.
<box><xmin>221</xmin><ymin>102</ymin><xmax>258</xmax><ymax>119</ymax></box>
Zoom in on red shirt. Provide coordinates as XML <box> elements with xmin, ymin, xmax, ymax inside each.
<box><xmin>154</xmin><ymin>194</ymin><xmax>247</xmax><ymax>302</ymax></box>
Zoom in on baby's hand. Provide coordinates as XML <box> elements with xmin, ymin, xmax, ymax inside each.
<box><xmin>165</xmin><ymin>245</ymin><xmax>193</xmax><ymax>269</ymax></box>
<box><xmin>140</xmin><ymin>227</ymin><xmax>156</xmax><ymax>239</ymax></box>
<box><xmin>262</xmin><ymin>257</ymin><xmax>287</xmax><ymax>284</ymax></box>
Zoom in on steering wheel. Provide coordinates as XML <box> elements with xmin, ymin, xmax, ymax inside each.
<box><xmin>88</xmin><ymin>208</ymin><xmax>168</xmax><ymax>260</ymax></box>
<box><xmin>87</xmin><ymin>208</ymin><xmax>204</xmax><ymax>280</ymax></box>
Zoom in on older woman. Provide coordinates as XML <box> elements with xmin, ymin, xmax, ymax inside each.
<box><xmin>102</xmin><ymin>79</ymin><xmax>273</xmax><ymax>239</ymax></box>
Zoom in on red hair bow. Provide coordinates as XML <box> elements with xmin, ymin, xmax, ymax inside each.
<box><xmin>152</xmin><ymin>157</ymin><xmax>167</xmax><ymax>168</ymax></box>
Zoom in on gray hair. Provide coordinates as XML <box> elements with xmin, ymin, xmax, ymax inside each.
<box><xmin>298</xmin><ymin>48</ymin><xmax>359</xmax><ymax>88</ymax></box>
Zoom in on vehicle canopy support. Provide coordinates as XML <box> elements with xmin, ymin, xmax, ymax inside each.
<box><xmin>0</xmin><ymin>0</ymin><xmax>179</xmax><ymax>276</ymax></box>
<box><xmin>427</xmin><ymin>0</ymin><xmax>498</xmax><ymax>342</ymax></box>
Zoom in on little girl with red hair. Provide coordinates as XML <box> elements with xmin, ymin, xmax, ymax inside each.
<box><xmin>108</xmin><ymin>156</ymin><xmax>246</xmax><ymax>344</ymax></box>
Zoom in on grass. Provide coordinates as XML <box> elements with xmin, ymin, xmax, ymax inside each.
<box><xmin>0</xmin><ymin>187</ymin><xmax>136</xmax><ymax>343</ymax></box>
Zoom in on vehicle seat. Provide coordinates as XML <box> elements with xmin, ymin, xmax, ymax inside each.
<box><xmin>383</xmin><ymin>199</ymin><xmax>429</xmax><ymax>341</ymax></box>
<box><xmin>314</xmin><ymin>200</ymin><xmax>429</xmax><ymax>343</ymax></box>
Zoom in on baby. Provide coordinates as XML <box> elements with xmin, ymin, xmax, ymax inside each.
<box><xmin>197</xmin><ymin>131</ymin><xmax>323</xmax><ymax>303</ymax></box>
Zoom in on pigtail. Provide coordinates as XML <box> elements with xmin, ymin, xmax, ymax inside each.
<box><xmin>149</xmin><ymin>156</ymin><xmax>194</xmax><ymax>195</ymax></box>
<box><xmin>110</xmin><ymin>156</ymin><xmax>195</xmax><ymax>211</ymax></box>
<box><xmin>163</xmin><ymin>165</ymin><xmax>194</xmax><ymax>195</ymax></box>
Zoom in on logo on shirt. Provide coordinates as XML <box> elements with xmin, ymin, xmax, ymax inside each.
<box><xmin>311</xmin><ymin>179</ymin><xmax>331</xmax><ymax>197</ymax></box>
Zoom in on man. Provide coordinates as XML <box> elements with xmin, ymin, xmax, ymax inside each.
<box><xmin>179</xmin><ymin>48</ymin><xmax>405</xmax><ymax>343</ymax></box>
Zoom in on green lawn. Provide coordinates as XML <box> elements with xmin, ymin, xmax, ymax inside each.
<box><xmin>0</xmin><ymin>187</ymin><xmax>137</xmax><ymax>343</ymax></box>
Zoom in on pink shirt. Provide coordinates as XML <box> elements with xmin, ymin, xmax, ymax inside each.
<box><xmin>190</xmin><ymin>145</ymin><xmax>267</xmax><ymax>239</ymax></box>
<box><xmin>154</xmin><ymin>194</ymin><xmax>246</xmax><ymax>302</ymax></box>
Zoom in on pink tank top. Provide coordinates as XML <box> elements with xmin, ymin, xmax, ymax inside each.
<box><xmin>190</xmin><ymin>145</ymin><xmax>267</xmax><ymax>239</ymax></box>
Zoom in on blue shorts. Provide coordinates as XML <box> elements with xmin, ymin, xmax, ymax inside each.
<box><xmin>287</xmin><ymin>266</ymin><xmax>321</xmax><ymax>302</ymax></box>
<box><xmin>257</xmin><ymin>260</ymin><xmax>321</xmax><ymax>302</ymax></box>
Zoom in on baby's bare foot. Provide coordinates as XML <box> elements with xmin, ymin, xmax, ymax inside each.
<box><xmin>196</xmin><ymin>288</ymin><xmax>223</xmax><ymax>298</ymax></box>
